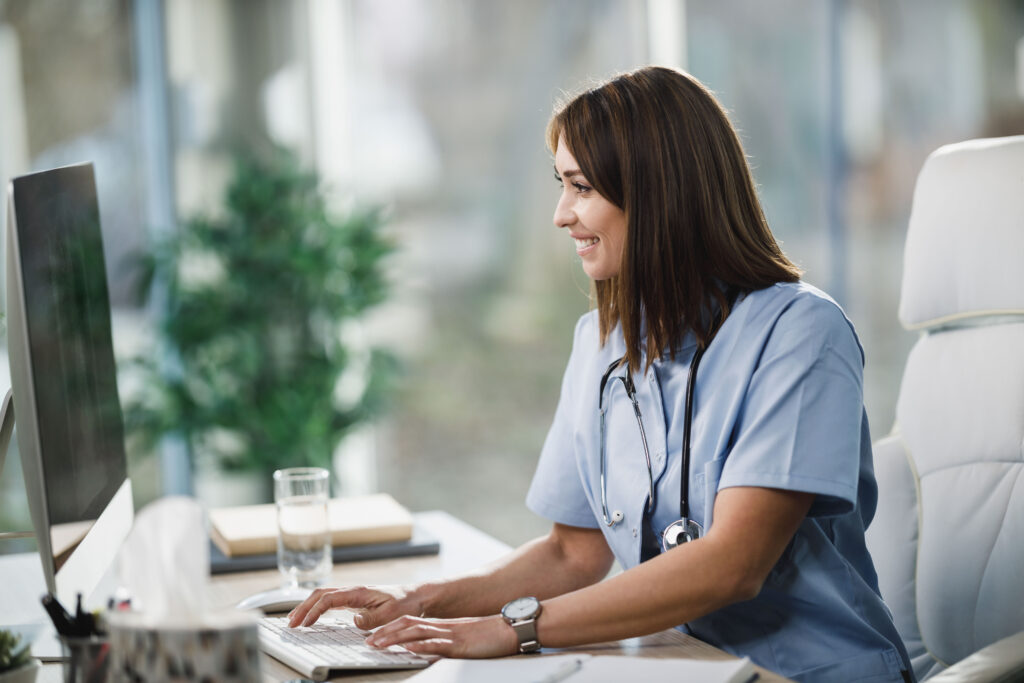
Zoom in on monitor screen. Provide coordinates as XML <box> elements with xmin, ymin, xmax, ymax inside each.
<box><xmin>6</xmin><ymin>162</ymin><xmax>131</xmax><ymax>605</ymax></box>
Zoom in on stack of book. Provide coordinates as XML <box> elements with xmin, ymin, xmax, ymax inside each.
<box><xmin>207</xmin><ymin>493</ymin><xmax>439</xmax><ymax>573</ymax></box>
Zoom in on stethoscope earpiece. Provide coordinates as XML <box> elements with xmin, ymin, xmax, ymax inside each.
<box><xmin>611</xmin><ymin>510</ymin><xmax>623</xmax><ymax>524</ymax></box>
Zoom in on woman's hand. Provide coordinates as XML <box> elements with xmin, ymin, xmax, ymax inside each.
<box><xmin>287</xmin><ymin>585</ymin><xmax>518</xmax><ymax>658</ymax></box>
<box><xmin>287</xmin><ymin>584</ymin><xmax>423</xmax><ymax>629</ymax></box>
<box><xmin>365</xmin><ymin>614</ymin><xmax>518</xmax><ymax>659</ymax></box>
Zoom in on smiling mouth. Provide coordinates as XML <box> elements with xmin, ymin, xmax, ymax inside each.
<box><xmin>574</xmin><ymin>237</ymin><xmax>599</xmax><ymax>250</ymax></box>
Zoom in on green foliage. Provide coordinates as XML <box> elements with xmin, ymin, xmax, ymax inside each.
<box><xmin>124</xmin><ymin>151</ymin><xmax>396</xmax><ymax>475</ymax></box>
<box><xmin>0</xmin><ymin>630</ymin><xmax>31</xmax><ymax>673</ymax></box>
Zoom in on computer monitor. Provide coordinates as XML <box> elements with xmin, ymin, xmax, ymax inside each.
<box><xmin>3</xmin><ymin>162</ymin><xmax>133</xmax><ymax>615</ymax></box>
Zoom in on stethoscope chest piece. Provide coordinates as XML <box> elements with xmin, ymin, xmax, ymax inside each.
<box><xmin>661</xmin><ymin>518</ymin><xmax>703</xmax><ymax>551</ymax></box>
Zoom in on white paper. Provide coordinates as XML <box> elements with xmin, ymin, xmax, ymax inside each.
<box><xmin>571</xmin><ymin>656</ymin><xmax>755</xmax><ymax>683</ymax></box>
<box><xmin>406</xmin><ymin>654</ymin><xmax>591</xmax><ymax>683</ymax></box>
<box><xmin>406</xmin><ymin>654</ymin><xmax>754</xmax><ymax>683</ymax></box>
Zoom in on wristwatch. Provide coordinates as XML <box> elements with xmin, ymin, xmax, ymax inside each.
<box><xmin>501</xmin><ymin>596</ymin><xmax>543</xmax><ymax>653</ymax></box>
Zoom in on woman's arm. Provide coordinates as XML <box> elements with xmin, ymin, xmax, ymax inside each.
<box><xmin>287</xmin><ymin>521</ymin><xmax>614</xmax><ymax>629</ymax></box>
<box><xmin>364</xmin><ymin>486</ymin><xmax>813</xmax><ymax>656</ymax></box>
<box><xmin>422</xmin><ymin>522</ymin><xmax>615</xmax><ymax>618</ymax></box>
<box><xmin>535</xmin><ymin>486</ymin><xmax>813</xmax><ymax>646</ymax></box>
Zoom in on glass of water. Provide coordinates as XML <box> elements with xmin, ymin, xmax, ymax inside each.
<box><xmin>273</xmin><ymin>467</ymin><xmax>332</xmax><ymax>588</ymax></box>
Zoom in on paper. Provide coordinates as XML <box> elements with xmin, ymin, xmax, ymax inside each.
<box><xmin>570</xmin><ymin>656</ymin><xmax>755</xmax><ymax>682</ymax></box>
<box><xmin>406</xmin><ymin>654</ymin><xmax>755</xmax><ymax>683</ymax></box>
<box><xmin>406</xmin><ymin>654</ymin><xmax>591</xmax><ymax>683</ymax></box>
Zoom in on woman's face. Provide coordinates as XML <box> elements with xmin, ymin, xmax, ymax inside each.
<box><xmin>553</xmin><ymin>137</ymin><xmax>627</xmax><ymax>281</ymax></box>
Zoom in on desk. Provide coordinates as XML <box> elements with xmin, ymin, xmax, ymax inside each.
<box><xmin>42</xmin><ymin>511</ymin><xmax>790</xmax><ymax>682</ymax></box>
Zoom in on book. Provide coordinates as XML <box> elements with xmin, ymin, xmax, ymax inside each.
<box><xmin>208</xmin><ymin>524</ymin><xmax>439</xmax><ymax>574</ymax></box>
<box><xmin>405</xmin><ymin>654</ymin><xmax>757</xmax><ymax>683</ymax></box>
<box><xmin>208</xmin><ymin>493</ymin><xmax>413</xmax><ymax>557</ymax></box>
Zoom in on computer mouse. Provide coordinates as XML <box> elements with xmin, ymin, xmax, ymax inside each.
<box><xmin>235</xmin><ymin>586</ymin><xmax>313</xmax><ymax>614</ymax></box>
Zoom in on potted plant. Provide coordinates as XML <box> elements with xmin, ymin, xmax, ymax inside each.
<box><xmin>0</xmin><ymin>630</ymin><xmax>38</xmax><ymax>683</ymax></box>
<box><xmin>124</xmin><ymin>150</ymin><xmax>395</xmax><ymax>499</ymax></box>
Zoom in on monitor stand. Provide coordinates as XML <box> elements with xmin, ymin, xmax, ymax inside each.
<box><xmin>0</xmin><ymin>388</ymin><xmax>60</xmax><ymax>659</ymax></box>
<box><xmin>0</xmin><ymin>387</ymin><xmax>33</xmax><ymax>549</ymax></box>
<box><xmin>0</xmin><ymin>388</ymin><xmax>15</xmax><ymax>484</ymax></box>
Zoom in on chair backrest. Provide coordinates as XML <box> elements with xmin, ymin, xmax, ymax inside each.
<box><xmin>865</xmin><ymin>136</ymin><xmax>1024</xmax><ymax>680</ymax></box>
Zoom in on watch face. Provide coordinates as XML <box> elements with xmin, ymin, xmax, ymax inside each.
<box><xmin>503</xmin><ymin>597</ymin><xmax>539</xmax><ymax>620</ymax></box>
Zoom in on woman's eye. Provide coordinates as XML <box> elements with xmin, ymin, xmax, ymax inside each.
<box><xmin>553</xmin><ymin>171</ymin><xmax>590</xmax><ymax>194</ymax></box>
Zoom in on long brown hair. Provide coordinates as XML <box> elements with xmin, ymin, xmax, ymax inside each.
<box><xmin>547</xmin><ymin>66</ymin><xmax>801</xmax><ymax>371</ymax></box>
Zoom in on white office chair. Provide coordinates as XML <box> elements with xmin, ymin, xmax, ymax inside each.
<box><xmin>865</xmin><ymin>135</ymin><xmax>1024</xmax><ymax>682</ymax></box>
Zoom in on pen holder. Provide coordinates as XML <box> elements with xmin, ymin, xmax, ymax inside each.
<box><xmin>59</xmin><ymin>635</ymin><xmax>110</xmax><ymax>683</ymax></box>
<box><xmin>105</xmin><ymin>612</ymin><xmax>260</xmax><ymax>683</ymax></box>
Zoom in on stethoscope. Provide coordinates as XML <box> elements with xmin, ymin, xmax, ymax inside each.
<box><xmin>598</xmin><ymin>343</ymin><xmax>708</xmax><ymax>552</ymax></box>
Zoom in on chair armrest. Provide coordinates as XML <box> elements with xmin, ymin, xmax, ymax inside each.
<box><xmin>927</xmin><ymin>632</ymin><xmax>1024</xmax><ymax>683</ymax></box>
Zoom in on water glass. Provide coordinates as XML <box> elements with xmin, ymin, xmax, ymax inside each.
<box><xmin>273</xmin><ymin>467</ymin><xmax>332</xmax><ymax>587</ymax></box>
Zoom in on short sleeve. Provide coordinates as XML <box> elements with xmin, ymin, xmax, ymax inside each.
<box><xmin>525</xmin><ymin>315</ymin><xmax>601</xmax><ymax>528</ymax></box>
<box><xmin>720</xmin><ymin>298</ymin><xmax>865</xmax><ymax>517</ymax></box>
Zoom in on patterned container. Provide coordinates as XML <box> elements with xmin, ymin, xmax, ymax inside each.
<box><xmin>60</xmin><ymin>636</ymin><xmax>109</xmax><ymax>683</ymax></box>
<box><xmin>106</xmin><ymin>612</ymin><xmax>260</xmax><ymax>683</ymax></box>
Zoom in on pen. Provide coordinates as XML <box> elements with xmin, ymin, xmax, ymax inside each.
<box><xmin>73</xmin><ymin>593</ymin><xmax>97</xmax><ymax>636</ymax></box>
<box><xmin>534</xmin><ymin>657</ymin><xmax>585</xmax><ymax>683</ymax></box>
<box><xmin>40</xmin><ymin>593</ymin><xmax>77</xmax><ymax>636</ymax></box>
<box><xmin>74</xmin><ymin>593</ymin><xmax>87</xmax><ymax>634</ymax></box>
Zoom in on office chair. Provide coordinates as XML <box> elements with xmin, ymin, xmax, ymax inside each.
<box><xmin>865</xmin><ymin>135</ymin><xmax>1024</xmax><ymax>682</ymax></box>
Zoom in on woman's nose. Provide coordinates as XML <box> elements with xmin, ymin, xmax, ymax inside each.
<box><xmin>553</xmin><ymin>194</ymin><xmax>575</xmax><ymax>229</ymax></box>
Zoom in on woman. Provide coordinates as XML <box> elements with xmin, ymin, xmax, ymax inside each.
<box><xmin>288</xmin><ymin>66</ymin><xmax>913</xmax><ymax>682</ymax></box>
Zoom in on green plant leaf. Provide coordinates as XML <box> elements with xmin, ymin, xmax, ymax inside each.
<box><xmin>121</xmin><ymin>148</ymin><xmax>397</xmax><ymax>479</ymax></box>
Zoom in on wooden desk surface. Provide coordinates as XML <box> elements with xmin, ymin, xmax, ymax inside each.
<box><xmin>41</xmin><ymin>511</ymin><xmax>791</xmax><ymax>682</ymax></box>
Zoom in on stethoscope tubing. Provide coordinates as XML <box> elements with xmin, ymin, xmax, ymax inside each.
<box><xmin>599</xmin><ymin>361</ymin><xmax>655</xmax><ymax>524</ymax></box>
<box><xmin>679</xmin><ymin>344</ymin><xmax>706</xmax><ymax>521</ymax></box>
<box><xmin>597</xmin><ymin>344</ymin><xmax>705</xmax><ymax>529</ymax></box>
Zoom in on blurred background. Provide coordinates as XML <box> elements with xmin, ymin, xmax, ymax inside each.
<box><xmin>1</xmin><ymin>0</ymin><xmax>1022</xmax><ymax>549</ymax></box>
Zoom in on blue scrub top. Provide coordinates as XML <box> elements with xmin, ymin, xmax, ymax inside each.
<box><xmin>526</xmin><ymin>282</ymin><xmax>913</xmax><ymax>683</ymax></box>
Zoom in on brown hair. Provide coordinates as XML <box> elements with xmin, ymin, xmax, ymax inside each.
<box><xmin>547</xmin><ymin>66</ymin><xmax>801</xmax><ymax>371</ymax></box>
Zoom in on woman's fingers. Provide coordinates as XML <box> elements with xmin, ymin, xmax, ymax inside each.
<box><xmin>288</xmin><ymin>586</ymin><xmax>379</xmax><ymax>627</ymax></box>
<box><xmin>366</xmin><ymin>615</ymin><xmax>442</xmax><ymax>646</ymax></box>
<box><xmin>354</xmin><ymin>600</ymin><xmax>404</xmax><ymax>630</ymax></box>
<box><xmin>365</xmin><ymin>615</ymin><xmax>516</xmax><ymax>659</ymax></box>
<box><xmin>287</xmin><ymin>587</ymin><xmax>333</xmax><ymax>627</ymax></box>
<box><xmin>308</xmin><ymin>586</ymin><xmax>383</xmax><ymax>626</ymax></box>
<box><xmin>350</xmin><ymin>585</ymin><xmax>420</xmax><ymax>629</ymax></box>
<box><xmin>290</xmin><ymin>600</ymin><xmax>517</xmax><ymax>659</ymax></box>
<box><xmin>400</xmin><ymin>638</ymin><xmax>456</xmax><ymax>656</ymax></box>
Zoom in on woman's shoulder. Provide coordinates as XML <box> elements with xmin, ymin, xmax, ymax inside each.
<box><xmin>737</xmin><ymin>281</ymin><xmax>863</xmax><ymax>359</ymax></box>
<box><xmin>573</xmin><ymin>309</ymin><xmax>600</xmax><ymax>335</ymax></box>
<box><xmin>743</xmin><ymin>281</ymin><xmax>851</xmax><ymax>327</ymax></box>
<box><xmin>569</xmin><ymin>309</ymin><xmax>625</xmax><ymax>367</ymax></box>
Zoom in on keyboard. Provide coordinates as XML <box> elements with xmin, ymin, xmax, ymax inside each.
<box><xmin>258</xmin><ymin>616</ymin><xmax>431</xmax><ymax>680</ymax></box>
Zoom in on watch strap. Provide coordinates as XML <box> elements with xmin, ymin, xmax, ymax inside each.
<box><xmin>510</xmin><ymin>619</ymin><xmax>541</xmax><ymax>653</ymax></box>
<box><xmin>502</xmin><ymin>597</ymin><xmax>543</xmax><ymax>654</ymax></box>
